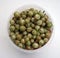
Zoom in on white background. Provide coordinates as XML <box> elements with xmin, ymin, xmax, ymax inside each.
<box><xmin>0</xmin><ymin>0</ymin><xmax>60</xmax><ymax>58</ymax></box>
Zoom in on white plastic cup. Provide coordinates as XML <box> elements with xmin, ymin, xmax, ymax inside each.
<box><xmin>7</xmin><ymin>4</ymin><xmax>54</xmax><ymax>53</ymax></box>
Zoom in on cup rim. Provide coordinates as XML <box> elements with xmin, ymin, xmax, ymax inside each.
<box><xmin>7</xmin><ymin>4</ymin><xmax>54</xmax><ymax>53</ymax></box>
